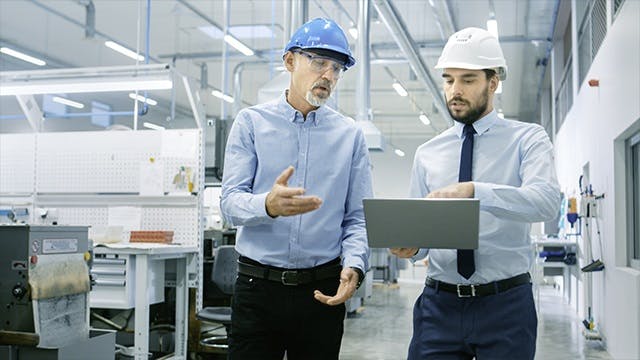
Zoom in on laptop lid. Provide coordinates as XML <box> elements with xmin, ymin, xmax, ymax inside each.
<box><xmin>363</xmin><ymin>198</ymin><xmax>479</xmax><ymax>249</ymax></box>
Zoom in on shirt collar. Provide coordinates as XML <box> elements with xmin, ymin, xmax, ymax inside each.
<box><xmin>278</xmin><ymin>90</ymin><xmax>322</xmax><ymax>126</ymax></box>
<box><xmin>454</xmin><ymin>109</ymin><xmax>499</xmax><ymax>138</ymax></box>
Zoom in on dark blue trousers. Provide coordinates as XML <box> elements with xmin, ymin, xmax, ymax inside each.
<box><xmin>408</xmin><ymin>282</ymin><xmax>537</xmax><ymax>360</ymax></box>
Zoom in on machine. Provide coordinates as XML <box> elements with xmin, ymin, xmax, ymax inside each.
<box><xmin>0</xmin><ymin>225</ymin><xmax>114</xmax><ymax>360</ymax></box>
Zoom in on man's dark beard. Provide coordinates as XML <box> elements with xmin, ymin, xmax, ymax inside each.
<box><xmin>446</xmin><ymin>87</ymin><xmax>489</xmax><ymax>125</ymax></box>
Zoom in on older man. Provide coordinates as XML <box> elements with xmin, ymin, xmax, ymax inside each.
<box><xmin>221</xmin><ymin>17</ymin><xmax>372</xmax><ymax>360</ymax></box>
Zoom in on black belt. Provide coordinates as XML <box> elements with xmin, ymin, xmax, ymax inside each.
<box><xmin>237</xmin><ymin>257</ymin><xmax>342</xmax><ymax>286</ymax></box>
<box><xmin>425</xmin><ymin>273</ymin><xmax>531</xmax><ymax>298</ymax></box>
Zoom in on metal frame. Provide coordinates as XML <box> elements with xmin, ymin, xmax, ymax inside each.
<box><xmin>0</xmin><ymin>64</ymin><xmax>173</xmax><ymax>96</ymax></box>
<box><xmin>627</xmin><ymin>130</ymin><xmax>640</xmax><ymax>269</ymax></box>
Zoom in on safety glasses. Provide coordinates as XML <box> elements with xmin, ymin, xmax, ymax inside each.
<box><xmin>294</xmin><ymin>50</ymin><xmax>345</xmax><ymax>79</ymax></box>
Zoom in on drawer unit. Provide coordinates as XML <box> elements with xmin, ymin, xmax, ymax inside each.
<box><xmin>90</xmin><ymin>253</ymin><xmax>164</xmax><ymax>309</ymax></box>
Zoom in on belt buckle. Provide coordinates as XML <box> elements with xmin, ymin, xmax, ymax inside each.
<box><xmin>456</xmin><ymin>284</ymin><xmax>476</xmax><ymax>297</ymax></box>
<box><xmin>281</xmin><ymin>271</ymin><xmax>299</xmax><ymax>286</ymax></box>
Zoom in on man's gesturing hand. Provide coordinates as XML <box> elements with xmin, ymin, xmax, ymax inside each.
<box><xmin>313</xmin><ymin>267</ymin><xmax>359</xmax><ymax>306</ymax></box>
<box><xmin>265</xmin><ymin>166</ymin><xmax>323</xmax><ymax>217</ymax></box>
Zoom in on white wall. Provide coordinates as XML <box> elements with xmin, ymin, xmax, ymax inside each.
<box><xmin>554</xmin><ymin>1</ymin><xmax>640</xmax><ymax>358</ymax></box>
<box><xmin>369</xmin><ymin>138</ymin><xmax>427</xmax><ymax>198</ymax></box>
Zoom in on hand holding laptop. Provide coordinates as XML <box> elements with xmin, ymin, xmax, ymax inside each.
<box><xmin>390</xmin><ymin>248</ymin><xmax>419</xmax><ymax>258</ymax></box>
<box><xmin>363</xmin><ymin>197</ymin><xmax>479</xmax><ymax>250</ymax></box>
<box><xmin>380</xmin><ymin>183</ymin><xmax>476</xmax><ymax>254</ymax></box>
<box><xmin>426</xmin><ymin>182</ymin><xmax>474</xmax><ymax>199</ymax></box>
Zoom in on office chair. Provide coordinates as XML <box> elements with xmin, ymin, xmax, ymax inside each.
<box><xmin>196</xmin><ymin>245</ymin><xmax>238</xmax><ymax>349</ymax></box>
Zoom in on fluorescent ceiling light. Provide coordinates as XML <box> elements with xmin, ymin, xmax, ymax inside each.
<box><xmin>143</xmin><ymin>122</ymin><xmax>165</xmax><ymax>130</ymax></box>
<box><xmin>1</xmin><ymin>64</ymin><xmax>173</xmax><ymax>96</ymax></box>
<box><xmin>0</xmin><ymin>47</ymin><xmax>46</xmax><ymax>66</ymax></box>
<box><xmin>198</xmin><ymin>25</ymin><xmax>274</xmax><ymax>39</ymax></box>
<box><xmin>52</xmin><ymin>96</ymin><xmax>84</xmax><ymax>109</ymax></box>
<box><xmin>348</xmin><ymin>27</ymin><xmax>358</xmax><ymax>40</ymax></box>
<box><xmin>394</xmin><ymin>148</ymin><xmax>405</xmax><ymax>157</ymax></box>
<box><xmin>198</xmin><ymin>26</ymin><xmax>223</xmax><ymax>39</ymax></box>
<box><xmin>227</xmin><ymin>25</ymin><xmax>274</xmax><ymax>39</ymax></box>
<box><xmin>487</xmin><ymin>19</ymin><xmax>499</xmax><ymax>39</ymax></box>
<box><xmin>211</xmin><ymin>89</ymin><xmax>234</xmax><ymax>103</ymax></box>
<box><xmin>496</xmin><ymin>81</ymin><xmax>503</xmax><ymax>94</ymax></box>
<box><xmin>392</xmin><ymin>82</ymin><xmax>408</xmax><ymax>97</ymax></box>
<box><xmin>224</xmin><ymin>35</ymin><xmax>254</xmax><ymax>56</ymax></box>
<box><xmin>129</xmin><ymin>93</ymin><xmax>158</xmax><ymax>106</ymax></box>
<box><xmin>419</xmin><ymin>113</ymin><xmax>431</xmax><ymax>125</ymax></box>
<box><xmin>105</xmin><ymin>41</ymin><xmax>145</xmax><ymax>61</ymax></box>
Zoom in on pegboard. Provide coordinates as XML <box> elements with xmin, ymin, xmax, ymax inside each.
<box><xmin>0</xmin><ymin>133</ymin><xmax>36</xmax><ymax>193</ymax></box>
<box><xmin>5</xmin><ymin>128</ymin><xmax>204</xmax><ymax>297</ymax></box>
<box><xmin>141</xmin><ymin>207</ymin><xmax>199</xmax><ymax>246</ymax></box>
<box><xmin>56</xmin><ymin>206</ymin><xmax>198</xmax><ymax>246</ymax></box>
<box><xmin>35</xmin><ymin>130</ymin><xmax>200</xmax><ymax>194</ymax></box>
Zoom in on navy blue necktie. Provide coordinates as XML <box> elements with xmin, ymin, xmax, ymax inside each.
<box><xmin>458</xmin><ymin>124</ymin><xmax>476</xmax><ymax>279</ymax></box>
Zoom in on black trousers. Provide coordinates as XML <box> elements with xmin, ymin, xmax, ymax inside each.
<box><xmin>229</xmin><ymin>271</ymin><xmax>346</xmax><ymax>359</ymax></box>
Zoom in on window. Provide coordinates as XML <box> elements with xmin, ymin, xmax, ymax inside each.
<box><xmin>628</xmin><ymin>131</ymin><xmax>640</xmax><ymax>269</ymax></box>
<box><xmin>577</xmin><ymin>0</ymin><xmax>608</xmax><ymax>87</ymax></box>
<box><xmin>614</xmin><ymin>0</ymin><xmax>626</xmax><ymax>21</ymax></box>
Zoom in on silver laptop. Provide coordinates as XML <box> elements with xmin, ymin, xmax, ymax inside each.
<box><xmin>363</xmin><ymin>198</ymin><xmax>479</xmax><ymax>249</ymax></box>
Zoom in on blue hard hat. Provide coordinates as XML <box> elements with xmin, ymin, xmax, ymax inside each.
<box><xmin>284</xmin><ymin>17</ymin><xmax>356</xmax><ymax>69</ymax></box>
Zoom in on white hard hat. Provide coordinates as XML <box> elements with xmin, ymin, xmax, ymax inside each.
<box><xmin>435</xmin><ymin>27</ymin><xmax>507</xmax><ymax>81</ymax></box>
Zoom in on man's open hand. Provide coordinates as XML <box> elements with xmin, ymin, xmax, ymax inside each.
<box><xmin>313</xmin><ymin>267</ymin><xmax>359</xmax><ymax>306</ymax></box>
<box><xmin>265</xmin><ymin>166</ymin><xmax>322</xmax><ymax>217</ymax></box>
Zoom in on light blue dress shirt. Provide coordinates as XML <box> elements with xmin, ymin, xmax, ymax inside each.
<box><xmin>220</xmin><ymin>92</ymin><xmax>373</xmax><ymax>272</ymax></box>
<box><xmin>409</xmin><ymin>110</ymin><xmax>561</xmax><ymax>284</ymax></box>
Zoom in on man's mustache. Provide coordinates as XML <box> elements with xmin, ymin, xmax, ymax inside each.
<box><xmin>312</xmin><ymin>80</ymin><xmax>332</xmax><ymax>91</ymax></box>
<box><xmin>448</xmin><ymin>97</ymin><xmax>468</xmax><ymax>105</ymax></box>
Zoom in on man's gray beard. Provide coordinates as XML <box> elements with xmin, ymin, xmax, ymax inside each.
<box><xmin>305</xmin><ymin>90</ymin><xmax>329</xmax><ymax>107</ymax></box>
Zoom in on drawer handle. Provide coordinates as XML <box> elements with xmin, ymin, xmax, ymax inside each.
<box><xmin>92</xmin><ymin>269</ymin><xmax>126</xmax><ymax>276</ymax></box>
<box><xmin>94</xmin><ymin>279</ymin><xmax>126</xmax><ymax>287</ymax></box>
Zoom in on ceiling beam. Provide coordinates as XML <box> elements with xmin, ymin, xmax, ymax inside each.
<box><xmin>372</xmin><ymin>0</ymin><xmax>452</xmax><ymax>126</ymax></box>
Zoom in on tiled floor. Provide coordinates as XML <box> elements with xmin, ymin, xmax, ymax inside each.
<box><xmin>340</xmin><ymin>282</ymin><xmax>612</xmax><ymax>360</ymax></box>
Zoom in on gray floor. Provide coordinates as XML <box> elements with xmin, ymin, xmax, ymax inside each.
<box><xmin>341</xmin><ymin>282</ymin><xmax>612</xmax><ymax>360</ymax></box>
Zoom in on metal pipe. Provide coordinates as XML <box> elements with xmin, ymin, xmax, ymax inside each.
<box><xmin>200</xmin><ymin>63</ymin><xmax>208</xmax><ymax>90</ymax></box>
<box><xmin>535</xmin><ymin>0</ymin><xmax>561</xmax><ymax>117</ymax></box>
<box><xmin>81</xmin><ymin>0</ymin><xmax>95</xmax><ymax>39</ymax></box>
<box><xmin>221</xmin><ymin>0</ymin><xmax>231</xmax><ymax>121</ymax></box>
<box><xmin>312</xmin><ymin>0</ymin><xmax>332</xmax><ymax>19</ymax></box>
<box><xmin>371</xmin><ymin>35</ymin><xmax>550</xmax><ymax>51</ymax></box>
<box><xmin>442</xmin><ymin>0</ymin><xmax>458</xmax><ymax>33</ymax></box>
<box><xmin>157</xmin><ymin>36</ymin><xmax>549</xmax><ymax>61</ymax></box>
<box><xmin>170</xmin><ymin>58</ymin><xmax>177</xmax><ymax>122</ymax></box>
<box><xmin>283</xmin><ymin>0</ymin><xmax>292</xmax><ymax>44</ymax></box>
<box><xmin>42</xmin><ymin>110</ymin><xmax>146</xmax><ymax>119</ymax></box>
<box><xmin>372</xmin><ymin>0</ymin><xmax>452</xmax><ymax>126</ymax></box>
<box><xmin>427</xmin><ymin>0</ymin><xmax>447</xmax><ymax>40</ymax></box>
<box><xmin>27</xmin><ymin>0</ymin><xmax>161</xmax><ymax>63</ymax></box>
<box><xmin>290</xmin><ymin>0</ymin><xmax>308</xmax><ymax>34</ymax></box>
<box><xmin>355</xmin><ymin>0</ymin><xmax>372</xmax><ymax>122</ymax></box>
<box><xmin>157</xmin><ymin>50</ymin><xmax>272</xmax><ymax>61</ymax></box>
<box><xmin>141</xmin><ymin>0</ymin><xmax>151</xmax><ymax>116</ymax></box>
<box><xmin>232</xmin><ymin>60</ymin><xmax>271</xmax><ymax>117</ymax></box>
<box><xmin>331</xmin><ymin>0</ymin><xmax>356</xmax><ymax>25</ymax></box>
